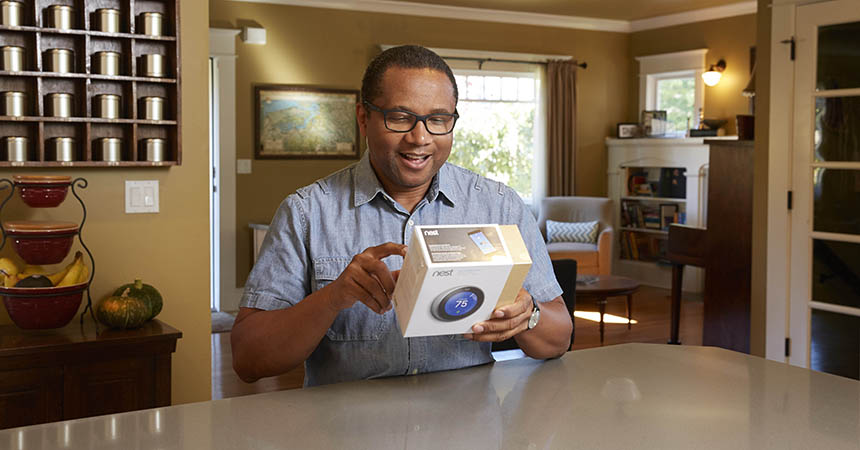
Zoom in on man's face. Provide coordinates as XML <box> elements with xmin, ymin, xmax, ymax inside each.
<box><xmin>357</xmin><ymin>67</ymin><xmax>456</xmax><ymax>192</ymax></box>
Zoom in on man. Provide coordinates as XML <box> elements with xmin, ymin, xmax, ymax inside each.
<box><xmin>232</xmin><ymin>45</ymin><xmax>572</xmax><ymax>387</ymax></box>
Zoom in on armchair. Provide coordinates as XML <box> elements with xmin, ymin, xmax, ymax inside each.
<box><xmin>537</xmin><ymin>196</ymin><xmax>614</xmax><ymax>276</ymax></box>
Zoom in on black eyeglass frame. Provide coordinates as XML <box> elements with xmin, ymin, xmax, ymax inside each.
<box><xmin>362</xmin><ymin>101</ymin><xmax>459</xmax><ymax>135</ymax></box>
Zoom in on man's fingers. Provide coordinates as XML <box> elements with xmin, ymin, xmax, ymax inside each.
<box><xmin>353</xmin><ymin>272</ymin><xmax>391</xmax><ymax>313</ymax></box>
<box><xmin>467</xmin><ymin>321</ymin><xmax>528</xmax><ymax>342</ymax></box>
<box><xmin>391</xmin><ymin>269</ymin><xmax>401</xmax><ymax>283</ymax></box>
<box><xmin>365</xmin><ymin>242</ymin><xmax>407</xmax><ymax>260</ymax></box>
<box><xmin>363</xmin><ymin>258</ymin><xmax>396</xmax><ymax>295</ymax></box>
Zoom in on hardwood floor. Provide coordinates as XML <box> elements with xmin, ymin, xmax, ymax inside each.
<box><xmin>212</xmin><ymin>285</ymin><xmax>704</xmax><ymax>400</ymax></box>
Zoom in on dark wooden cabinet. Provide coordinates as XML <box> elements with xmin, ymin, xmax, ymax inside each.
<box><xmin>0</xmin><ymin>319</ymin><xmax>180</xmax><ymax>429</ymax></box>
<box><xmin>667</xmin><ymin>140</ymin><xmax>754</xmax><ymax>353</ymax></box>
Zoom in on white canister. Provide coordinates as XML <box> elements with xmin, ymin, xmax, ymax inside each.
<box><xmin>1</xmin><ymin>1</ymin><xmax>22</xmax><ymax>27</ymax></box>
<box><xmin>139</xmin><ymin>12</ymin><xmax>162</xmax><ymax>36</ymax></box>
<box><xmin>44</xmin><ymin>48</ymin><xmax>74</xmax><ymax>73</ymax></box>
<box><xmin>140</xmin><ymin>96</ymin><xmax>164</xmax><ymax>120</ymax></box>
<box><xmin>139</xmin><ymin>54</ymin><xmax>164</xmax><ymax>77</ymax></box>
<box><xmin>94</xmin><ymin>8</ymin><xmax>119</xmax><ymax>33</ymax></box>
<box><xmin>4</xmin><ymin>136</ymin><xmax>27</xmax><ymax>161</ymax></box>
<box><xmin>2</xmin><ymin>91</ymin><xmax>26</xmax><ymax>116</ymax></box>
<box><xmin>46</xmin><ymin>5</ymin><xmax>73</xmax><ymax>30</ymax></box>
<box><xmin>1</xmin><ymin>46</ymin><xmax>24</xmax><ymax>71</ymax></box>
<box><xmin>93</xmin><ymin>94</ymin><xmax>120</xmax><ymax>119</ymax></box>
<box><xmin>93</xmin><ymin>51</ymin><xmax>120</xmax><ymax>75</ymax></box>
<box><xmin>49</xmin><ymin>137</ymin><xmax>75</xmax><ymax>161</ymax></box>
<box><xmin>45</xmin><ymin>92</ymin><xmax>73</xmax><ymax>117</ymax></box>
<box><xmin>141</xmin><ymin>138</ymin><xmax>165</xmax><ymax>162</ymax></box>
<box><xmin>95</xmin><ymin>137</ymin><xmax>122</xmax><ymax>161</ymax></box>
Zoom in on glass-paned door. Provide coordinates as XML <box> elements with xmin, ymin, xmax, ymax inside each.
<box><xmin>791</xmin><ymin>0</ymin><xmax>860</xmax><ymax>380</ymax></box>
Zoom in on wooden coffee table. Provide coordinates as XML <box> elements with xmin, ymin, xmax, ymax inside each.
<box><xmin>575</xmin><ymin>275</ymin><xmax>641</xmax><ymax>344</ymax></box>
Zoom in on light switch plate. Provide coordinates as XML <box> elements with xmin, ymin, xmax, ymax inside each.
<box><xmin>237</xmin><ymin>159</ymin><xmax>252</xmax><ymax>174</ymax></box>
<box><xmin>126</xmin><ymin>180</ymin><xmax>159</xmax><ymax>213</ymax></box>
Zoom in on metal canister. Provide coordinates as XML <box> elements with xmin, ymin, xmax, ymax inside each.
<box><xmin>2</xmin><ymin>91</ymin><xmax>25</xmax><ymax>116</ymax></box>
<box><xmin>49</xmin><ymin>137</ymin><xmax>75</xmax><ymax>161</ymax></box>
<box><xmin>1</xmin><ymin>46</ymin><xmax>23</xmax><ymax>71</ymax></box>
<box><xmin>139</xmin><ymin>54</ymin><xmax>164</xmax><ymax>77</ymax></box>
<box><xmin>47</xmin><ymin>5</ymin><xmax>73</xmax><ymax>30</ymax></box>
<box><xmin>93</xmin><ymin>51</ymin><xmax>119</xmax><ymax>75</ymax></box>
<box><xmin>44</xmin><ymin>48</ymin><xmax>73</xmax><ymax>73</ymax></box>
<box><xmin>1</xmin><ymin>1</ymin><xmax>22</xmax><ymax>27</ymax></box>
<box><xmin>141</xmin><ymin>138</ymin><xmax>164</xmax><ymax>162</ymax></box>
<box><xmin>4</xmin><ymin>136</ymin><xmax>27</xmax><ymax>161</ymax></box>
<box><xmin>140</xmin><ymin>96</ymin><xmax>164</xmax><ymax>120</ymax></box>
<box><xmin>94</xmin><ymin>8</ymin><xmax>119</xmax><ymax>33</ymax></box>
<box><xmin>45</xmin><ymin>92</ymin><xmax>72</xmax><ymax>117</ymax></box>
<box><xmin>93</xmin><ymin>94</ymin><xmax>120</xmax><ymax>119</ymax></box>
<box><xmin>95</xmin><ymin>137</ymin><xmax>122</xmax><ymax>161</ymax></box>
<box><xmin>139</xmin><ymin>12</ymin><xmax>162</xmax><ymax>36</ymax></box>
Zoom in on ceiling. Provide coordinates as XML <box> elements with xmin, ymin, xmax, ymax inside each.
<box><xmin>389</xmin><ymin>0</ymin><xmax>751</xmax><ymax>22</ymax></box>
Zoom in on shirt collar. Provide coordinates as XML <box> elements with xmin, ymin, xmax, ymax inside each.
<box><xmin>352</xmin><ymin>152</ymin><xmax>458</xmax><ymax>208</ymax></box>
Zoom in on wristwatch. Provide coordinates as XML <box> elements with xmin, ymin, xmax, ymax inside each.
<box><xmin>527</xmin><ymin>298</ymin><xmax>540</xmax><ymax>330</ymax></box>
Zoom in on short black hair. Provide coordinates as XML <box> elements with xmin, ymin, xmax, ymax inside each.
<box><xmin>361</xmin><ymin>45</ymin><xmax>458</xmax><ymax>105</ymax></box>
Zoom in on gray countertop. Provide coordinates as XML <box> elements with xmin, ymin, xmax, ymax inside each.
<box><xmin>3</xmin><ymin>343</ymin><xmax>858</xmax><ymax>449</ymax></box>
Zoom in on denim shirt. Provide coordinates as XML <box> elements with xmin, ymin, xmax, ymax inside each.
<box><xmin>240</xmin><ymin>153</ymin><xmax>562</xmax><ymax>387</ymax></box>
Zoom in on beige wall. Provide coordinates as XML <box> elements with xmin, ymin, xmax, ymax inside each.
<box><xmin>630</xmin><ymin>14</ymin><xmax>757</xmax><ymax>135</ymax></box>
<box><xmin>209</xmin><ymin>1</ymin><xmax>632</xmax><ymax>286</ymax></box>
<box><xmin>0</xmin><ymin>0</ymin><xmax>212</xmax><ymax>404</ymax></box>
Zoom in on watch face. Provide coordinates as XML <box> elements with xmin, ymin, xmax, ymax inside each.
<box><xmin>431</xmin><ymin>286</ymin><xmax>485</xmax><ymax>322</ymax></box>
<box><xmin>528</xmin><ymin>307</ymin><xmax>540</xmax><ymax>329</ymax></box>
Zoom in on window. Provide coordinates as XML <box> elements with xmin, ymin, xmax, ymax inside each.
<box><xmin>636</xmin><ymin>50</ymin><xmax>707</xmax><ymax>135</ymax></box>
<box><xmin>450</xmin><ymin>69</ymin><xmax>544</xmax><ymax>203</ymax></box>
<box><xmin>655</xmin><ymin>75</ymin><xmax>696</xmax><ymax>134</ymax></box>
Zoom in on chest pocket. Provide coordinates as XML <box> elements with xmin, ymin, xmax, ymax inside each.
<box><xmin>313</xmin><ymin>258</ymin><xmax>391</xmax><ymax>341</ymax></box>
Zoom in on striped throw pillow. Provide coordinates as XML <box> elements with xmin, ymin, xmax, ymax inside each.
<box><xmin>546</xmin><ymin>219</ymin><xmax>599</xmax><ymax>244</ymax></box>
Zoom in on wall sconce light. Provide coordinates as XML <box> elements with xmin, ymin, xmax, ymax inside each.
<box><xmin>702</xmin><ymin>59</ymin><xmax>726</xmax><ymax>86</ymax></box>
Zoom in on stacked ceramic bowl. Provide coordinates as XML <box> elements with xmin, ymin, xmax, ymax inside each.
<box><xmin>0</xmin><ymin>175</ymin><xmax>89</xmax><ymax>329</ymax></box>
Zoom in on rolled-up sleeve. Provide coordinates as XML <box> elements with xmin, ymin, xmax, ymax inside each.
<box><xmin>240</xmin><ymin>194</ymin><xmax>311</xmax><ymax>311</ymax></box>
<box><xmin>505</xmin><ymin>192</ymin><xmax>563</xmax><ymax>304</ymax></box>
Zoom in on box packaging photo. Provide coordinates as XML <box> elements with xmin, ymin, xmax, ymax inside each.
<box><xmin>392</xmin><ymin>224</ymin><xmax>533</xmax><ymax>337</ymax></box>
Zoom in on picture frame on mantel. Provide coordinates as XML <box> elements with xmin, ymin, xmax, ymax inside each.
<box><xmin>617</xmin><ymin>123</ymin><xmax>639</xmax><ymax>139</ymax></box>
<box><xmin>254</xmin><ymin>85</ymin><xmax>360</xmax><ymax>159</ymax></box>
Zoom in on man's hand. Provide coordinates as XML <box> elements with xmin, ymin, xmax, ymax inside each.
<box><xmin>464</xmin><ymin>288</ymin><xmax>533</xmax><ymax>342</ymax></box>
<box><xmin>323</xmin><ymin>242</ymin><xmax>407</xmax><ymax>315</ymax></box>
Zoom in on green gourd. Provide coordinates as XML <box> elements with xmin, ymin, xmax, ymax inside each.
<box><xmin>113</xmin><ymin>279</ymin><xmax>163</xmax><ymax>320</ymax></box>
<box><xmin>96</xmin><ymin>288</ymin><xmax>152</xmax><ymax>329</ymax></box>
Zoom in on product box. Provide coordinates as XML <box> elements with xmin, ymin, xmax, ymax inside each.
<box><xmin>392</xmin><ymin>224</ymin><xmax>532</xmax><ymax>337</ymax></box>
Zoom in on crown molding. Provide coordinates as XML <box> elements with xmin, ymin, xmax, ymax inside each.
<box><xmin>629</xmin><ymin>1</ymin><xmax>757</xmax><ymax>32</ymax></box>
<box><xmin>230</xmin><ymin>0</ymin><xmax>758</xmax><ymax>34</ymax></box>
<box><xmin>231</xmin><ymin>0</ymin><xmax>630</xmax><ymax>33</ymax></box>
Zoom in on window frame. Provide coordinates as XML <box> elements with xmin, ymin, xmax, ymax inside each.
<box><xmin>636</xmin><ymin>49</ymin><xmax>708</xmax><ymax>130</ymax></box>
<box><xmin>449</xmin><ymin>67</ymin><xmax>546</xmax><ymax>206</ymax></box>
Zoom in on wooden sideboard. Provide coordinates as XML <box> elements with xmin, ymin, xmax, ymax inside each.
<box><xmin>0</xmin><ymin>318</ymin><xmax>181</xmax><ymax>429</ymax></box>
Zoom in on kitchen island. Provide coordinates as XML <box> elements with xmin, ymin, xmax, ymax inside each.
<box><xmin>2</xmin><ymin>343</ymin><xmax>858</xmax><ymax>449</ymax></box>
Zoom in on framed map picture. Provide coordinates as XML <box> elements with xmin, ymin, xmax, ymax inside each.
<box><xmin>254</xmin><ymin>85</ymin><xmax>360</xmax><ymax>159</ymax></box>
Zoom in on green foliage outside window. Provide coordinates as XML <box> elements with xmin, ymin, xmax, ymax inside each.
<box><xmin>656</xmin><ymin>77</ymin><xmax>695</xmax><ymax>134</ymax></box>
<box><xmin>449</xmin><ymin>101</ymin><xmax>535</xmax><ymax>200</ymax></box>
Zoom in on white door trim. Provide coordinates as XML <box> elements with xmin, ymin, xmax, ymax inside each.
<box><xmin>210</xmin><ymin>28</ymin><xmax>243</xmax><ymax>312</ymax></box>
<box><xmin>765</xmin><ymin>3</ymin><xmax>796</xmax><ymax>362</ymax></box>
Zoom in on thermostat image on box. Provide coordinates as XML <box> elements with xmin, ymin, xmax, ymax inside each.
<box><xmin>431</xmin><ymin>286</ymin><xmax>485</xmax><ymax>321</ymax></box>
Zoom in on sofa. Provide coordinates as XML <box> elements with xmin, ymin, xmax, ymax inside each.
<box><xmin>537</xmin><ymin>196</ymin><xmax>613</xmax><ymax>276</ymax></box>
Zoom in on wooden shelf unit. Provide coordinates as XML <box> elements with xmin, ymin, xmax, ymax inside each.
<box><xmin>0</xmin><ymin>0</ymin><xmax>180</xmax><ymax>167</ymax></box>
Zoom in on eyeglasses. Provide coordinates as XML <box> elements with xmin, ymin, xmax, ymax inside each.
<box><xmin>363</xmin><ymin>101</ymin><xmax>459</xmax><ymax>135</ymax></box>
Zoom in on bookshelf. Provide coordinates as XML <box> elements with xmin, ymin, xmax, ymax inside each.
<box><xmin>606</xmin><ymin>137</ymin><xmax>737</xmax><ymax>292</ymax></box>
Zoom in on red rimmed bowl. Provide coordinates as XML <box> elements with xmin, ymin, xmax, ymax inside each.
<box><xmin>0</xmin><ymin>282</ymin><xmax>87</xmax><ymax>329</ymax></box>
<box><xmin>12</xmin><ymin>175</ymin><xmax>72</xmax><ymax>208</ymax></box>
<box><xmin>3</xmin><ymin>221</ymin><xmax>79</xmax><ymax>265</ymax></box>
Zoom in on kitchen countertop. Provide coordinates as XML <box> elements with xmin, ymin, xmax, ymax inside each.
<box><xmin>2</xmin><ymin>343</ymin><xmax>858</xmax><ymax>449</ymax></box>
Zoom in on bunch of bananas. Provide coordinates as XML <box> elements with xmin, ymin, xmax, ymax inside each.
<box><xmin>0</xmin><ymin>252</ymin><xmax>89</xmax><ymax>288</ymax></box>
